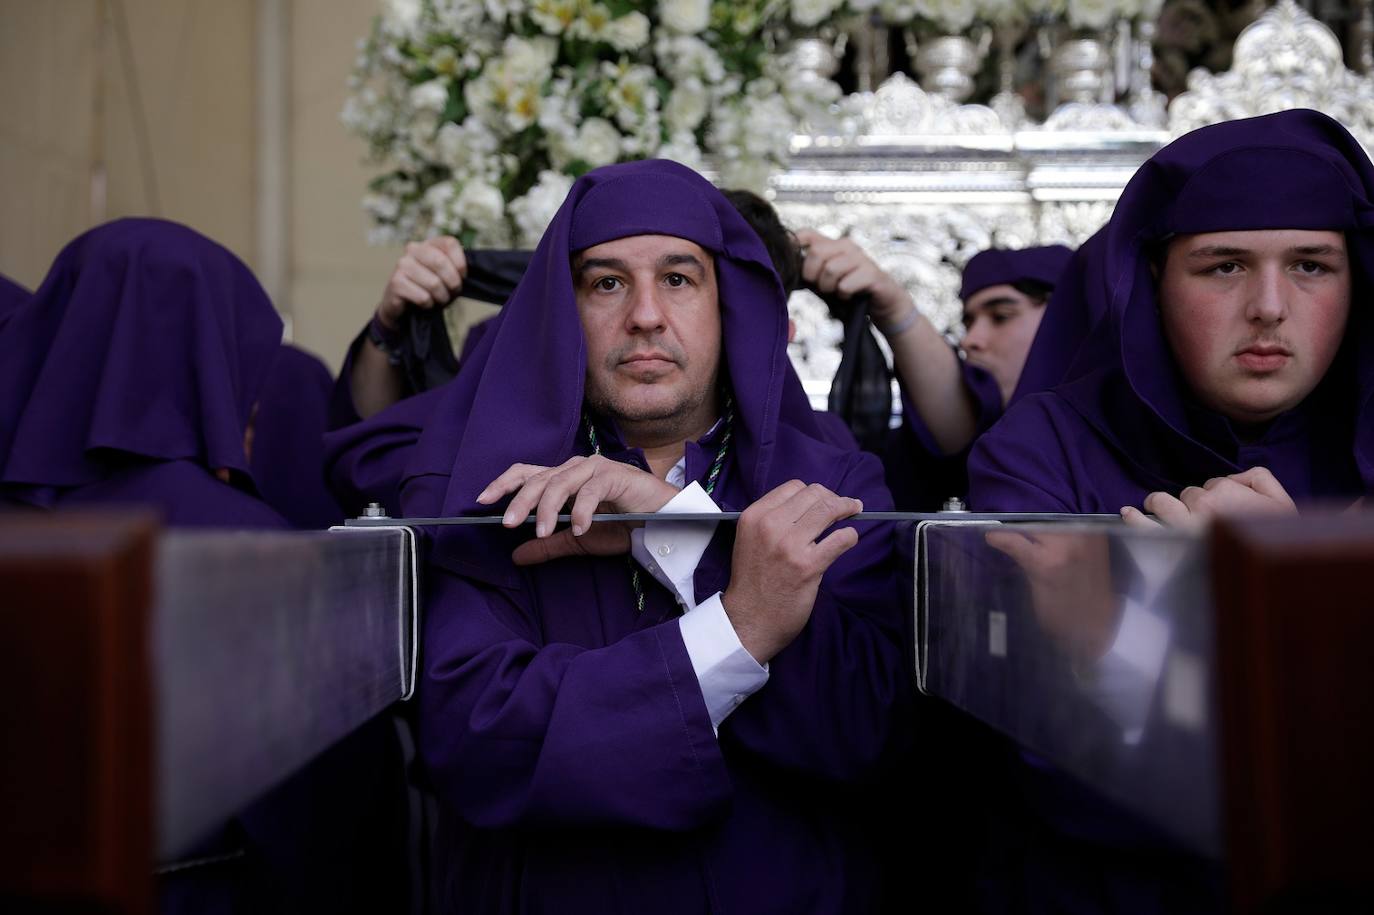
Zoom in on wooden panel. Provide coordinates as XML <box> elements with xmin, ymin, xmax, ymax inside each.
<box><xmin>0</xmin><ymin>513</ymin><xmax>158</xmax><ymax>914</ymax></box>
<box><xmin>1211</xmin><ymin>514</ymin><xmax>1374</xmax><ymax>912</ymax></box>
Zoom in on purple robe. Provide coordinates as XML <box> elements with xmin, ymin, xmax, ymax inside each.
<box><xmin>970</xmin><ymin>109</ymin><xmax>1374</xmax><ymax>514</ymax></box>
<box><xmin>400</xmin><ymin>160</ymin><xmax>910</xmax><ymax>913</ymax></box>
<box><xmin>251</xmin><ymin>343</ymin><xmax>345</xmax><ymax>529</ymax></box>
<box><xmin>885</xmin><ymin>245</ymin><xmax>1073</xmax><ymax>510</ymax></box>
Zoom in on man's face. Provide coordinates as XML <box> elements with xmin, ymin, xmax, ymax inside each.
<box><xmin>1159</xmin><ymin>229</ymin><xmax>1351</xmax><ymax>426</ymax></box>
<box><xmin>960</xmin><ymin>283</ymin><xmax>1047</xmax><ymax>406</ymax></box>
<box><xmin>574</xmin><ymin>234</ymin><xmax>722</xmax><ymax>442</ymax></box>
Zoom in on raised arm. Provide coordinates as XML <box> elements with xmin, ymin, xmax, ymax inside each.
<box><xmin>349</xmin><ymin>237</ymin><xmax>467</xmax><ymax>419</ymax></box>
<box><xmin>796</xmin><ymin>228</ymin><xmax>978</xmax><ymax>455</ymax></box>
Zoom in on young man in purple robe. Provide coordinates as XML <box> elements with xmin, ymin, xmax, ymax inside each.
<box><xmin>965</xmin><ymin>108</ymin><xmax>1374</xmax><ymax>913</ymax></box>
<box><xmin>969</xmin><ymin>108</ymin><xmax>1372</xmax><ymax>522</ymax></box>
<box><xmin>399</xmin><ymin>159</ymin><xmax>910</xmax><ymax>913</ymax></box>
<box><xmin>796</xmin><ymin>230</ymin><xmax>1072</xmax><ymax>508</ymax></box>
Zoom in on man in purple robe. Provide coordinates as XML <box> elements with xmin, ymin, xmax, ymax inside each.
<box><xmin>969</xmin><ymin>109</ymin><xmax>1373</xmax><ymax>521</ymax></box>
<box><xmin>400</xmin><ymin>160</ymin><xmax>909</xmax><ymax>913</ymax></box>
<box><xmin>965</xmin><ymin>109</ymin><xmax>1374</xmax><ymax>912</ymax></box>
<box><xmin>796</xmin><ymin>230</ymin><xmax>1072</xmax><ymax>508</ymax></box>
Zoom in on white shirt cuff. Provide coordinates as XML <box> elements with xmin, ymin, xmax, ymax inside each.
<box><xmin>678</xmin><ymin>592</ymin><xmax>769</xmax><ymax>731</ymax></box>
<box><xmin>630</xmin><ymin>482</ymin><xmax>720</xmax><ymax>610</ymax></box>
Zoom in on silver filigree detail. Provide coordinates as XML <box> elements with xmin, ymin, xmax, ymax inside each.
<box><xmin>1168</xmin><ymin>0</ymin><xmax>1374</xmax><ymax>152</ymax></box>
<box><xmin>1040</xmin><ymin>101</ymin><xmax>1149</xmax><ymax>132</ymax></box>
<box><xmin>836</xmin><ymin>72</ymin><xmax>1010</xmax><ymax>138</ymax></box>
<box><xmin>1036</xmin><ymin>201</ymin><xmax>1116</xmax><ymax>246</ymax></box>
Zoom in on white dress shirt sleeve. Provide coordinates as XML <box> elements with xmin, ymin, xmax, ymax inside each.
<box><xmin>629</xmin><ymin>481</ymin><xmax>769</xmax><ymax>730</ymax></box>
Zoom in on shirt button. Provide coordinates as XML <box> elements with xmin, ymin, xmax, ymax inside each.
<box><xmin>657</xmin><ymin>543</ymin><xmax>672</xmax><ymax>557</ymax></box>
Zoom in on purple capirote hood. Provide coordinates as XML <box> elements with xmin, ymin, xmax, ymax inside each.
<box><xmin>959</xmin><ymin>244</ymin><xmax>1074</xmax><ymax>302</ymax></box>
<box><xmin>0</xmin><ymin>218</ymin><xmax>283</xmax><ymax>503</ymax></box>
<box><xmin>1050</xmin><ymin>109</ymin><xmax>1374</xmax><ymax>491</ymax></box>
<box><xmin>400</xmin><ymin>159</ymin><xmax>829</xmax><ymax>584</ymax></box>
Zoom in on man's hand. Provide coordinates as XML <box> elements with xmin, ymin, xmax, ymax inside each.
<box><xmin>721</xmin><ymin>481</ymin><xmax>863</xmax><ymax>664</ymax></box>
<box><xmin>477</xmin><ymin>456</ymin><xmax>679</xmax><ymax>566</ymax></box>
<box><xmin>795</xmin><ymin>228</ymin><xmax>915</xmax><ymax>327</ymax></box>
<box><xmin>1122</xmin><ymin>466</ymin><xmax>1297</xmax><ymax>532</ymax></box>
<box><xmin>984</xmin><ymin>529</ymin><xmax>1121</xmax><ymax>663</ymax></box>
<box><xmin>376</xmin><ymin>236</ymin><xmax>468</xmax><ymax>330</ymax></box>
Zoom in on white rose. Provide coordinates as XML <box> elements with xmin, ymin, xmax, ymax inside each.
<box><xmin>659</xmin><ymin>0</ymin><xmax>711</xmax><ymax>34</ymax></box>
<box><xmin>483</xmin><ymin>0</ymin><xmax>526</xmax><ymax>24</ymax></box>
<box><xmin>509</xmin><ymin>170</ymin><xmax>575</xmax><ymax>246</ymax></box>
<box><xmin>381</xmin><ymin>0</ymin><xmax>423</xmax><ymax>37</ymax></box>
<box><xmin>407</xmin><ymin>110</ymin><xmax>441</xmax><ymax>158</ymax></box>
<box><xmin>409</xmin><ymin>79</ymin><xmax>450</xmax><ymax>113</ymax></box>
<box><xmin>664</xmin><ymin>80</ymin><xmax>709</xmax><ymax>132</ymax></box>
<box><xmin>655</xmin><ymin>131</ymin><xmax>706</xmax><ymax>173</ymax></box>
<box><xmin>436</xmin><ymin>116</ymin><xmax>500</xmax><ymax>172</ymax></box>
<box><xmin>605</xmin><ymin>11</ymin><xmax>651</xmax><ymax>51</ymax></box>
<box><xmin>504</xmin><ymin>84</ymin><xmax>542</xmax><ymax>132</ymax></box>
<box><xmin>791</xmin><ymin>0</ymin><xmax>840</xmax><ymax>28</ymax></box>
<box><xmin>501</xmin><ymin>35</ymin><xmax>557</xmax><ymax>84</ymax></box>
<box><xmin>577</xmin><ymin>117</ymin><xmax>623</xmax><ymax>168</ymax></box>
<box><xmin>457</xmin><ymin>179</ymin><xmax>508</xmax><ymax>232</ymax></box>
<box><xmin>529</xmin><ymin>0</ymin><xmax>578</xmax><ymax>33</ymax></box>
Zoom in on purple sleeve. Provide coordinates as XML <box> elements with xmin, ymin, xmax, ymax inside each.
<box><xmin>966</xmin><ymin>395</ymin><xmax>1078</xmax><ymax>512</ymax></box>
<box><xmin>898</xmin><ymin>350</ymin><xmax>1004</xmax><ymax>460</ymax></box>
<box><xmin>417</xmin><ymin>571</ymin><xmax>732</xmax><ymax>831</ymax></box>
<box><xmin>323</xmin><ymin>387</ymin><xmax>442</xmax><ymax>518</ymax></box>
<box><xmin>719</xmin><ymin>451</ymin><xmax>912</xmax><ymax>782</ymax></box>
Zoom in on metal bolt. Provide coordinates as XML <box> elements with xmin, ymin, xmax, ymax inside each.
<box><xmin>941</xmin><ymin>496</ymin><xmax>968</xmax><ymax>513</ymax></box>
<box><xmin>363</xmin><ymin>502</ymin><xmax>388</xmax><ymax>518</ymax></box>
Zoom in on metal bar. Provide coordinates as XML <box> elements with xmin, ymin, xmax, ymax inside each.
<box><xmin>344</xmin><ymin>511</ymin><xmax>1125</xmax><ymax>527</ymax></box>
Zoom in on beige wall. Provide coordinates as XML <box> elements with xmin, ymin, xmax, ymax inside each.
<box><xmin>287</xmin><ymin>0</ymin><xmax>402</xmax><ymax>372</ymax></box>
<box><xmin>0</xmin><ymin>0</ymin><xmax>405</xmax><ymax>373</ymax></box>
<box><xmin>0</xmin><ymin>0</ymin><xmax>257</xmax><ymax>286</ymax></box>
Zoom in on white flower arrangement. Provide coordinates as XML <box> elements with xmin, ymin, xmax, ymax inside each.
<box><xmin>345</xmin><ymin>0</ymin><xmax>845</xmax><ymax>247</ymax></box>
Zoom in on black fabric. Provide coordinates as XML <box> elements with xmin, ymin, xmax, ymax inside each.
<box><xmin>397</xmin><ymin>249</ymin><xmax>533</xmax><ymax>392</ymax></box>
<box><xmin>396</xmin><ymin>249</ymin><xmax>891</xmax><ymax>453</ymax></box>
<box><xmin>824</xmin><ymin>292</ymin><xmax>894</xmax><ymax>455</ymax></box>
